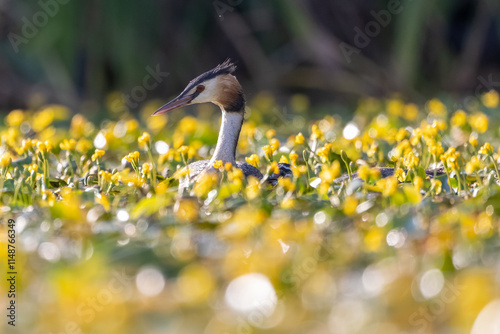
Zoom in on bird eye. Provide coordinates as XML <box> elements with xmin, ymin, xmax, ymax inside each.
<box><xmin>196</xmin><ymin>85</ymin><xmax>205</xmax><ymax>92</ymax></box>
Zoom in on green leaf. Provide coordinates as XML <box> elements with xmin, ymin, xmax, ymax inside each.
<box><xmin>48</xmin><ymin>178</ymin><xmax>68</xmax><ymax>188</ymax></box>
<box><xmin>11</xmin><ymin>156</ymin><xmax>32</xmax><ymax>168</ymax></box>
<box><xmin>416</xmin><ymin>167</ymin><xmax>427</xmax><ymax>180</ymax></box>
<box><xmin>449</xmin><ymin>177</ymin><xmax>458</xmax><ymax>189</ymax></box>
<box><xmin>131</xmin><ymin>196</ymin><xmax>171</xmax><ymax>219</ymax></box>
<box><xmin>1</xmin><ymin>179</ymin><xmax>15</xmax><ymax>193</ymax></box>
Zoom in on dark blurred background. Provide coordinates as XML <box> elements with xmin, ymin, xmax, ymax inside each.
<box><xmin>1</xmin><ymin>0</ymin><xmax>500</xmax><ymax>114</ymax></box>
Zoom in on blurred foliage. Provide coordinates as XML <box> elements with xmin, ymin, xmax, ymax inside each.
<box><xmin>1</xmin><ymin>0</ymin><xmax>500</xmax><ymax>113</ymax></box>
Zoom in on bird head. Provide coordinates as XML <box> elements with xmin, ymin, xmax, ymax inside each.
<box><xmin>153</xmin><ymin>59</ymin><xmax>245</xmax><ymax>115</ymax></box>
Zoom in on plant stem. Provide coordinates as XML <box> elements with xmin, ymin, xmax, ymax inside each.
<box><xmin>490</xmin><ymin>156</ymin><xmax>500</xmax><ymax>181</ymax></box>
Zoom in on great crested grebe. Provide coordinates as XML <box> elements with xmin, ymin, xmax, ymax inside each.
<box><xmin>153</xmin><ymin>59</ymin><xmax>291</xmax><ymax>184</ymax></box>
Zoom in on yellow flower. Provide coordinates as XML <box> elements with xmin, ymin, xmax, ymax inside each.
<box><xmin>482</xmin><ymin>90</ymin><xmax>499</xmax><ymax>108</ymax></box>
<box><xmin>357</xmin><ymin>165</ymin><xmax>371</xmax><ymax>181</ymax></box>
<box><xmin>422</xmin><ymin>123</ymin><xmax>439</xmax><ymax>139</ymax></box>
<box><xmin>295</xmin><ymin>133</ymin><xmax>305</xmax><ymax>145</ymax></box>
<box><xmin>177</xmin><ymin>116</ymin><xmax>198</xmax><ymax>135</ymax></box>
<box><xmin>141</xmin><ymin>162</ymin><xmax>152</xmax><ymax>175</ymax></box>
<box><xmin>414</xmin><ymin>176</ymin><xmax>424</xmax><ymax>191</ymax></box>
<box><xmin>188</xmin><ymin>147</ymin><xmax>197</xmax><ymax>159</ymax></box>
<box><xmin>95</xmin><ymin>192</ymin><xmax>110</xmax><ymax>211</ymax></box>
<box><xmin>358</xmin><ymin>165</ymin><xmax>380</xmax><ymax>181</ymax></box>
<box><xmin>1</xmin><ymin>127</ymin><xmax>18</xmax><ymax>147</ymax></box>
<box><xmin>412</xmin><ymin>128</ymin><xmax>422</xmax><ymax>141</ymax></box>
<box><xmin>281</xmin><ymin>197</ymin><xmax>296</xmax><ymax>209</ymax></box>
<box><xmin>59</xmin><ymin>139</ymin><xmax>76</xmax><ymax>151</ymax></box>
<box><xmin>138</xmin><ymin>132</ymin><xmax>151</xmax><ymax>148</ymax></box>
<box><xmin>263</xmin><ymin>145</ymin><xmax>273</xmax><ymax>158</ymax></box>
<box><xmin>427</xmin><ymin>98</ymin><xmax>447</xmax><ymax>116</ymax></box>
<box><xmin>394</xmin><ymin>168</ymin><xmax>406</xmax><ymax>182</ymax></box>
<box><xmin>393</xmin><ymin>140</ymin><xmax>411</xmax><ymax>159</ymax></box>
<box><xmin>403</xmin><ymin>103</ymin><xmax>419</xmax><ymax>121</ymax></box>
<box><xmin>76</xmin><ymin>139</ymin><xmax>92</xmax><ymax>154</ymax></box>
<box><xmin>289</xmin><ymin>152</ymin><xmax>299</xmax><ymax>165</ymax></box>
<box><xmin>155</xmin><ymin>181</ymin><xmax>168</xmax><ymax>194</ymax></box>
<box><xmin>270</xmin><ymin>138</ymin><xmax>280</xmax><ymax>152</ymax></box>
<box><xmin>427</xmin><ymin>140</ymin><xmax>444</xmax><ymax>157</ymax></box>
<box><xmin>160</xmin><ymin>149</ymin><xmax>181</xmax><ymax>163</ymax></box>
<box><xmin>404</xmin><ymin>151</ymin><xmax>419</xmax><ymax>169</ymax></box>
<box><xmin>213</xmin><ymin>160</ymin><xmax>223</xmax><ymax>169</ymax></box>
<box><xmin>343</xmin><ymin>196</ymin><xmax>358</xmax><ymax>216</ymax></box>
<box><xmin>174</xmin><ymin>198</ymin><xmax>200</xmax><ymax>222</ymax></box>
<box><xmin>265</xmin><ymin>129</ymin><xmax>276</xmax><ymax>139</ymax></box>
<box><xmin>17</xmin><ymin>139</ymin><xmax>35</xmax><ymax>155</ymax></box>
<box><xmin>319</xmin><ymin>161</ymin><xmax>341</xmax><ymax>184</ymax></box>
<box><xmin>367</xmin><ymin>143</ymin><xmax>378</xmax><ymax>158</ymax></box>
<box><xmin>381</xmin><ymin>176</ymin><xmax>398</xmax><ymax>197</ymax></box>
<box><xmin>126</xmin><ymin>119</ymin><xmax>139</xmax><ymax>132</ymax></box>
<box><xmin>228</xmin><ymin>168</ymin><xmax>244</xmax><ymax>187</ymax></box>
<box><xmin>173</xmin><ymin>136</ymin><xmax>185</xmax><ymax>150</ymax></box>
<box><xmin>121</xmin><ymin>173</ymin><xmax>145</xmax><ymax>187</ymax></box>
<box><xmin>465</xmin><ymin>156</ymin><xmax>481</xmax><ymax>174</ymax></box>
<box><xmin>5</xmin><ymin>109</ymin><xmax>25</xmax><ymax>127</ymax></box>
<box><xmin>124</xmin><ymin>151</ymin><xmax>140</xmax><ymax>163</ymax></box>
<box><xmin>451</xmin><ymin>110</ymin><xmax>467</xmax><ymax>127</ymax></box>
<box><xmin>469</xmin><ymin>112</ymin><xmax>489</xmax><ymax>133</ymax></box>
<box><xmin>278</xmin><ymin>177</ymin><xmax>295</xmax><ymax>192</ymax></box>
<box><xmin>146</xmin><ymin>114</ymin><xmax>167</xmax><ymax>133</ymax></box>
<box><xmin>70</xmin><ymin>114</ymin><xmax>94</xmax><ymax>138</ymax></box>
<box><xmin>36</xmin><ymin>140</ymin><xmax>53</xmax><ymax>153</ymax></box>
<box><xmin>479</xmin><ymin>143</ymin><xmax>493</xmax><ymax>155</ymax></box>
<box><xmin>387</xmin><ymin>99</ymin><xmax>404</xmax><ymax>117</ymax></box>
<box><xmin>318</xmin><ymin>181</ymin><xmax>330</xmax><ymax>196</ymax></box>
<box><xmin>431</xmin><ymin>179</ymin><xmax>442</xmax><ymax>194</ymax></box>
<box><xmin>311</xmin><ymin>124</ymin><xmax>324</xmax><ymax>141</ymax></box>
<box><xmin>432</xmin><ymin>120</ymin><xmax>447</xmax><ymax>131</ymax></box>
<box><xmin>224</xmin><ymin>162</ymin><xmax>233</xmax><ymax>171</ymax></box>
<box><xmin>28</xmin><ymin>163</ymin><xmax>38</xmax><ymax>173</ymax></box>
<box><xmin>193</xmin><ymin>173</ymin><xmax>218</xmax><ymax>198</ymax></box>
<box><xmin>292</xmin><ymin>165</ymin><xmax>308</xmax><ymax>178</ymax></box>
<box><xmin>469</xmin><ymin>134</ymin><xmax>478</xmax><ymax>147</ymax></box>
<box><xmin>270</xmin><ymin>161</ymin><xmax>280</xmax><ymax>174</ymax></box>
<box><xmin>91</xmin><ymin>149</ymin><xmax>105</xmax><ymax>161</ymax></box>
<box><xmin>396</xmin><ymin>128</ymin><xmax>410</xmax><ymax>142</ymax></box>
<box><xmin>246</xmin><ymin>176</ymin><xmax>261</xmax><ymax>200</ymax></box>
<box><xmin>241</xmin><ymin>123</ymin><xmax>257</xmax><ymax>141</ymax></box>
<box><xmin>364</xmin><ymin>227</ymin><xmax>383</xmax><ymax>252</ymax></box>
<box><xmin>245</xmin><ymin>154</ymin><xmax>259</xmax><ymax>168</ymax></box>
<box><xmin>0</xmin><ymin>152</ymin><xmax>12</xmax><ymax>168</ymax></box>
<box><xmin>111</xmin><ymin>173</ymin><xmax>120</xmax><ymax>185</ymax></box>
<box><xmin>41</xmin><ymin>190</ymin><xmax>56</xmax><ymax>207</ymax></box>
<box><xmin>99</xmin><ymin>170</ymin><xmax>112</xmax><ymax>182</ymax></box>
<box><xmin>177</xmin><ymin>145</ymin><xmax>189</xmax><ymax>156</ymax></box>
<box><xmin>177</xmin><ymin>264</ymin><xmax>215</xmax><ymax>304</ymax></box>
<box><xmin>279</xmin><ymin>155</ymin><xmax>289</xmax><ymax>164</ymax></box>
<box><xmin>441</xmin><ymin>147</ymin><xmax>460</xmax><ymax>170</ymax></box>
<box><xmin>173</xmin><ymin>167</ymin><xmax>189</xmax><ymax>179</ymax></box>
<box><xmin>317</xmin><ymin>146</ymin><xmax>330</xmax><ymax>162</ymax></box>
<box><xmin>32</xmin><ymin>108</ymin><xmax>55</xmax><ymax>132</ymax></box>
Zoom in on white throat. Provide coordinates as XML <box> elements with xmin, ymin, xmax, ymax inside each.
<box><xmin>209</xmin><ymin>110</ymin><xmax>244</xmax><ymax>164</ymax></box>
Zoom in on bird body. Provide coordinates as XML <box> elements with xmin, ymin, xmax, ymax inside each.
<box><xmin>152</xmin><ymin>59</ymin><xmax>438</xmax><ymax>188</ymax></box>
<box><xmin>182</xmin><ymin>160</ymin><xmax>262</xmax><ymax>180</ymax></box>
<box><xmin>333</xmin><ymin>166</ymin><xmax>446</xmax><ymax>183</ymax></box>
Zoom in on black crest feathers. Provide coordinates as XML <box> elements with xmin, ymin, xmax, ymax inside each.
<box><xmin>182</xmin><ymin>59</ymin><xmax>237</xmax><ymax>94</ymax></box>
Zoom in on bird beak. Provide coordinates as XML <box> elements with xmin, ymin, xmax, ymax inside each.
<box><xmin>152</xmin><ymin>94</ymin><xmax>193</xmax><ymax>115</ymax></box>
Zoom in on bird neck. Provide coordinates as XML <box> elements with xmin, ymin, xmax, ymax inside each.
<box><xmin>209</xmin><ymin>109</ymin><xmax>244</xmax><ymax>164</ymax></box>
